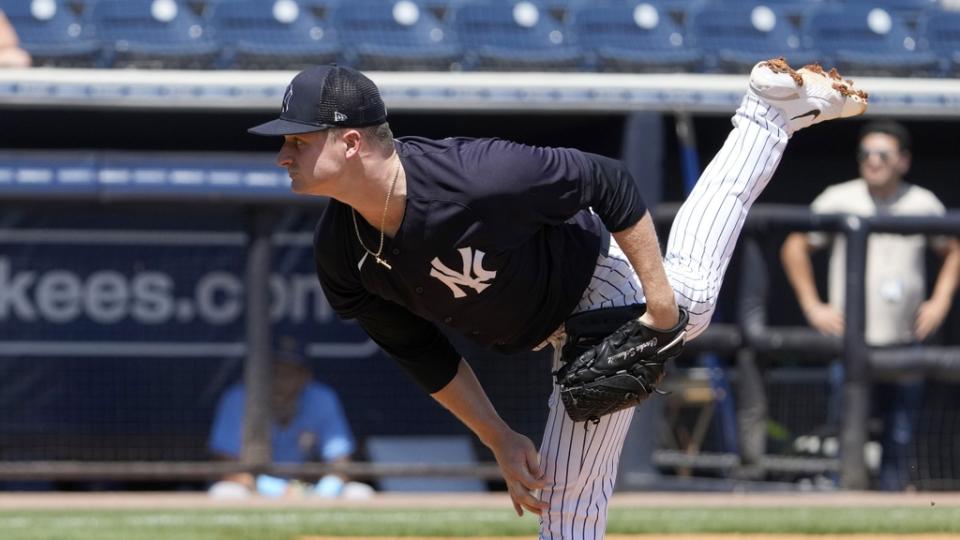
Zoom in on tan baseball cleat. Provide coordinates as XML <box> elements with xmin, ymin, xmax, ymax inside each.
<box><xmin>748</xmin><ymin>57</ymin><xmax>869</xmax><ymax>135</ymax></box>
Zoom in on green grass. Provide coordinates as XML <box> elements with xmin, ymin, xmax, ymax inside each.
<box><xmin>608</xmin><ymin>507</ymin><xmax>960</xmax><ymax>534</ymax></box>
<box><xmin>0</xmin><ymin>506</ymin><xmax>958</xmax><ymax>539</ymax></box>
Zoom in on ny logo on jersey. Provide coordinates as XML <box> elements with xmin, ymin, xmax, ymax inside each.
<box><xmin>429</xmin><ymin>247</ymin><xmax>496</xmax><ymax>298</ymax></box>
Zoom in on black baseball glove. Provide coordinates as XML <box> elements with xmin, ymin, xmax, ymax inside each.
<box><xmin>554</xmin><ymin>304</ymin><xmax>689</xmax><ymax>423</ymax></box>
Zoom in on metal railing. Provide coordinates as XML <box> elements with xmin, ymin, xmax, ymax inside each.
<box><xmin>0</xmin><ymin>201</ymin><xmax>958</xmax><ymax>490</ymax></box>
<box><xmin>655</xmin><ymin>204</ymin><xmax>960</xmax><ymax>489</ymax></box>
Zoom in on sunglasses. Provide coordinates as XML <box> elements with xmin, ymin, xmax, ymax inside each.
<box><xmin>857</xmin><ymin>148</ymin><xmax>893</xmax><ymax>163</ymax></box>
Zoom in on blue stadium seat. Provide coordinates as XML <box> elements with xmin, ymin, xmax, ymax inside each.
<box><xmin>90</xmin><ymin>0</ymin><xmax>218</xmax><ymax>69</ymax></box>
<box><xmin>452</xmin><ymin>1</ymin><xmax>582</xmax><ymax>71</ymax></box>
<box><xmin>571</xmin><ymin>1</ymin><xmax>699</xmax><ymax>73</ymax></box>
<box><xmin>920</xmin><ymin>9</ymin><xmax>960</xmax><ymax>76</ymax></box>
<box><xmin>0</xmin><ymin>0</ymin><xmax>100</xmax><ymax>67</ymax></box>
<box><xmin>689</xmin><ymin>3</ymin><xmax>818</xmax><ymax>73</ymax></box>
<box><xmin>204</xmin><ymin>0</ymin><xmax>340</xmax><ymax>17</ymax></box>
<box><xmin>872</xmin><ymin>0</ymin><xmax>939</xmax><ymax>6</ymax></box>
<box><xmin>871</xmin><ymin>0</ymin><xmax>940</xmax><ymax>24</ymax></box>
<box><xmin>707</xmin><ymin>0</ymin><xmax>823</xmax><ymax>15</ymax></box>
<box><xmin>210</xmin><ymin>0</ymin><xmax>338</xmax><ymax>70</ymax></box>
<box><xmin>802</xmin><ymin>2</ymin><xmax>939</xmax><ymax>76</ymax></box>
<box><xmin>332</xmin><ymin>0</ymin><xmax>459</xmax><ymax>71</ymax></box>
<box><xmin>296</xmin><ymin>0</ymin><xmax>340</xmax><ymax>19</ymax></box>
<box><xmin>414</xmin><ymin>0</ymin><xmax>470</xmax><ymax>20</ymax></box>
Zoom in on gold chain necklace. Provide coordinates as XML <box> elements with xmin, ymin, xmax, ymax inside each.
<box><xmin>352</xmin><ymin>161</ymin><xmax>401</xmax><ymax>270</ymax></box>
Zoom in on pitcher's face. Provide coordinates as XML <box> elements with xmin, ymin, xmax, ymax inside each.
<box><xmin>276</xmin><ymin>130</ymin><xmax>346</xmax><ymax>195</ymax></box>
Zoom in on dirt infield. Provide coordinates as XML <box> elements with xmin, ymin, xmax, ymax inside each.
<box><xmin>1</xmin><ymin>491</ymin><xmax>959</xmax><ymax>509</ymax></box>
<box><xmin>302</xmin><ymin>536</ymin><xmax>960</xmax><ymax>540</ymax></box>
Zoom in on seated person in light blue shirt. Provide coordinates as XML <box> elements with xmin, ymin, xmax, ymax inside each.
<box><xmin>208</xmin><ymin>337</ymin><xmax>358</xmax><ymax>498</ymax></box>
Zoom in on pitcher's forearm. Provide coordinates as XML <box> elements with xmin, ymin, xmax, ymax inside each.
<box><xmin>431</xmin><ymin>358</ymin><xmax>510</xmax><ymax>446</ymax></box>
<box><xmin>612</xmin><ymin>212</ymin><xmax>678</xmax><ymax>328</ymax></box>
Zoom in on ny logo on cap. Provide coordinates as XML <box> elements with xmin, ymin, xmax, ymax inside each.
<box><xmin>281</xmin><ymin>85</ymin><xmax>294</xmax><ymax>113</ymax></box>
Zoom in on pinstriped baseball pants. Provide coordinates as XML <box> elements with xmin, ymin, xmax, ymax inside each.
<box><xmin>538</xmin><ymin>94</ymin><xmax>789</xmax><ymax>539</ymax></box>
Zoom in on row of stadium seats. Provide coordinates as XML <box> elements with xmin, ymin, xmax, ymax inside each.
<box><xmin>3</xmin><ymin>0</ymin><xmax>959</xmax><ymax>75</ymax></box>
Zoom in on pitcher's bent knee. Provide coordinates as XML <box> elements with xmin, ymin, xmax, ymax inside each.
<box><xmin>683</xmin><ymin>306</ymin><xmax>714</xmax><ymax>341</ymax></box>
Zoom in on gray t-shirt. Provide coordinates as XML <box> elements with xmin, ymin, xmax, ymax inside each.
<box><xmin>808</xmin><ymin>178</ymin><xmax>946</xmax><ymax>345</ymax></box>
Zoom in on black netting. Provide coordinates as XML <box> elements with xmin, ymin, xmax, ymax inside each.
<box><xmin>317</xmin><ymin>67</ymin><xmax>386</xmax><ymax>127</ymax></box>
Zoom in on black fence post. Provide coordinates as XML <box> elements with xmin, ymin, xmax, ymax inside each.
<box><xmin>840</xmin><ymin>216</ymin><xmax>870</xmax><ymax>490</ymax></box>
<box><xmin>736</xmin><ymin>238</ymin><xmax>769</xmax><ymax>468</ymax></box>
<box><xmin>242</xmin><ymin>206</ymin><xmax>275</xmax><ymax>473</ymax></box>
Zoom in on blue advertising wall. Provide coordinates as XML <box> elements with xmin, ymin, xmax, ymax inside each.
<box><xmin>0</xmin><ymin>197</ymin><xmax>551</xmax><ymax>462</ymax></box>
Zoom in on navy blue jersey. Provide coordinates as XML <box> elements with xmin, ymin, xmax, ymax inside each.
<box><xmin>315</xmin><ymin>137</ymin><xmax>646</xmax><ymax>392</ymax></box>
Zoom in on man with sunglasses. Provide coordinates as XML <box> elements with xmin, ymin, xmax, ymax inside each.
<box><xmin>782</xmin><ymin>120</ymin><xmax>960</xmax><ymax>490</ymax></box>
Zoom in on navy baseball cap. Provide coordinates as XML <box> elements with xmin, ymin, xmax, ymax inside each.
<box><xmin>249</xmin><ymin>65</ymin><xmax>387</xmax><ymax>136</ymax></box>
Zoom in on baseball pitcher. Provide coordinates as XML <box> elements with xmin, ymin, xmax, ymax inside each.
<box><xmin>249</xmin><ymin>58</ymin><xmax>867</xmax><ymax>539</ymax></box>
